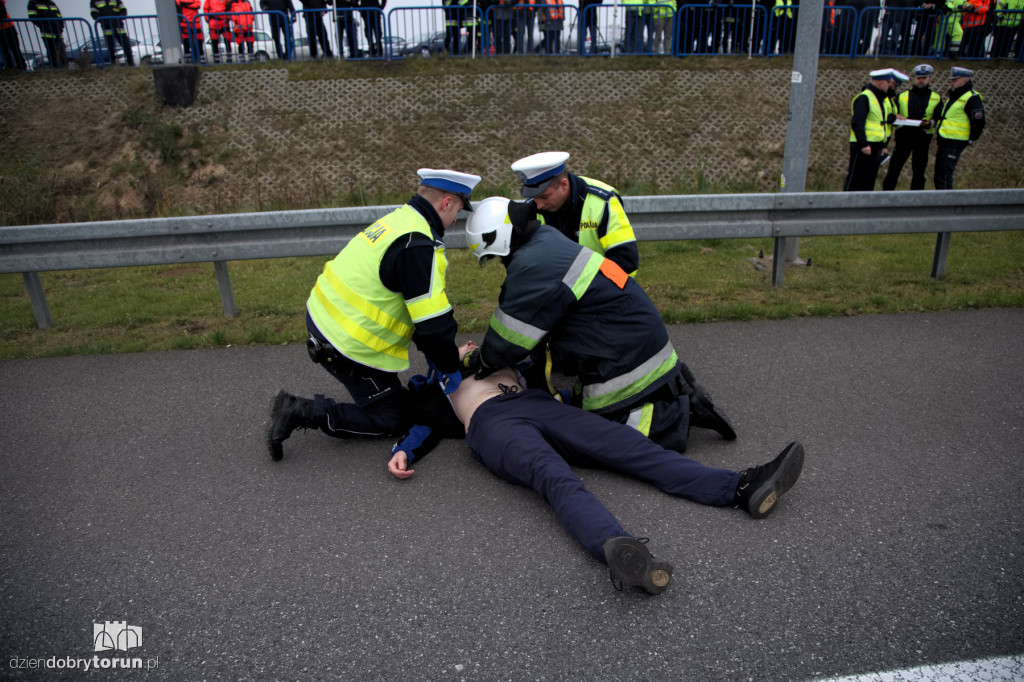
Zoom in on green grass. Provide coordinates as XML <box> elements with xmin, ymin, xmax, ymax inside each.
<box><xmin>2</xmin><ymin>231</ymin><xmax>1022</xmax><ymax>359</ymax></box>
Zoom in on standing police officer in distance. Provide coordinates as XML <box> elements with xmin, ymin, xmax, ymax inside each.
<box><xmin>933</xmin><ymin>66</ymin><xmax>985</xmax><ymax>190</ymax></box>
<box><xmin>844</xmin><ymin>69</ymin><xmax>900</xmax><ymax>192</ymax></box>
<box><xmin>267</xmin><ymin>168</ymin><xmax>481</xmax><ymax>461</ymax></box>
<box><xmin>511</xmin><ymin>151</ymin><xmax>639</xmax><ymax>276</ymax></box>
<box><xmin>882</xmin><ymin>64</ymin><xmax>942</xmax><ymax>191</ymax></box>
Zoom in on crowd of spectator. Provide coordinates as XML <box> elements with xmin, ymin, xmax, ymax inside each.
<box><xmin>1</xmin><ymin>0</ymin><xmax>1022</xmax><ymax>70</ymax></box>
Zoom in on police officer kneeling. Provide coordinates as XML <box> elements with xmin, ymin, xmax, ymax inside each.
<box><xmin>267</xmin><ymin>168</ymin><xmax>481</xmax><ymax>461</ymax></box>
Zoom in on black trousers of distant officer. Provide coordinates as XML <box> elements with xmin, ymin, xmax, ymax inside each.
<box><xmin>466</xmin><ymin>389</ymin><xmax>740</xmax><ymax>561</ymax></box>
<box><xmin>844</xmin><ymin>141</ymin><xmax>885</xmax><ymax>191</ymax></box>
<box><xmin>305</xmin><ymin>10</ymin><xmax>333</xmax><ymax>58</ymax></box>
<box><xmin>268</xmin><ymin>11</ymin><xmax>289</xmax><ymax>59</ymax></box>
<box><xmin>305</xmin><ymin>312</ymin><xmax>408</xmax><ymax>439</ymax></box>
<box><xmin>882</xmin><ymin>129</ymin><xmax>933</xmax><ymax>191</ymax></box>
<box><xmin>933</xmin><ymin>139</ymin><xmax>968</xmax><ymax>190</ymax></box>
<box><xmin>336</xmin><ymin>9</ymin><xmax>358</xmax><ymax>57</ymax></box>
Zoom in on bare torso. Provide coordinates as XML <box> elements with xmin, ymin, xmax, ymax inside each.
<box><xmin>449</xmin><ymin>367</ymin><xmax>523</xmax><ymax>430</ymax></box>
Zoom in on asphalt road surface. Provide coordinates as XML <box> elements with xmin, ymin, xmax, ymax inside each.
<box><xmin>2</xmin><ymin>309</ymin><xmax>1022</xmax><ymax>681</ymax></box>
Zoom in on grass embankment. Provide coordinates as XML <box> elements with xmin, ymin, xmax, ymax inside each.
<box><xmin>2</xmin><ymin>58</ymin><xmax>1022</xmax><ymax>358</ymax></box>
<box><xmin>2</xmin><ymin>231</ymin><xmax>1022</xmax><ymax>359</ymax></box>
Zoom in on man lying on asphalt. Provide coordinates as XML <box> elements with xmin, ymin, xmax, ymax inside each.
<box><xmin>386</xmin><ymin>341</ymin><xmax>805</xmax><ymax>595</ymax></box>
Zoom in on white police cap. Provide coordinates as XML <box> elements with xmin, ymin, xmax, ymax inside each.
<box><xmin>950</xmin><ymin>66</ymin><xmax>975</xmax><ymax>79</ymax></box>
<box><xmin>891</xmin><ymin>69</ymin><xmax>910</xmax><ymax>84</ymax></box>
<box><xmin>417</xmin><ymin>168</ymin><xmax>482</xmax><ymax>211</ymax></box>
<box><xmin>912</xmin><ymin>64</ymin><xmax>934</xmax><ymax>77</ymax></box>
<box><xmin>510</xmin><ymin>151</ymin><xmax>571</xmax><ymax>198</ymax></box>
<box><xmin>869</xmin><ymin>68</ymin><xmax>893</xmax><ymax>81</ymax></box>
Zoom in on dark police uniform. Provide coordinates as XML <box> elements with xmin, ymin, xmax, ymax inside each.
<box><xmin>934</xmin><ymin>77</ymin><xmax>985</xmax><ymax>190</ymax></box>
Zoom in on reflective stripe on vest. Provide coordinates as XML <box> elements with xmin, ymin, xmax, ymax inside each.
<box><xmin>580</xmin><ymin>341</ymin><xmax>679</xmax><ymax>412</ymax></box>
<box><xmin>849</xmin><ymin>91</ymin><xmax>891</xmax><ymax>143</ymax></box>
<box><xmin>937</xmin><ymin>90</ymin><xmax>981</xmax><ymax>141</ymax></box>
<box><xmin>577</xmin><ymin>176</ymin><xmax>637</xmax><ymax>259</ymax></box>
<box><xmin>307</xmin><ymin>204</ymin><xmax>449</xmax><ymax>372</ymax></box>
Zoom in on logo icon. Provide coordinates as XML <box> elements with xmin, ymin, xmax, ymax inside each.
<box><xmin>93</xmin><ymin>622</ymin><xmax>143</xmax><ymax>652</ymax></box>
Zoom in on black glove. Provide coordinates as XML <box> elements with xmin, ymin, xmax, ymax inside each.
<box><xmin>460</xmin><ymin>348</ymin><xmax>482</xmax><ymax>377</ymax></box>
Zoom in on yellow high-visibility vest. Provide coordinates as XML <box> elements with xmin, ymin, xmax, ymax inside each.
<box><xmin>307</xmin><ymin>204</ymin><xmax>451</xmax><ymax>372</ymax></box>
<box><xmin>937</xmin><ymin>89</ymin><xmax>982</xmax><ymax>141</ymax></box>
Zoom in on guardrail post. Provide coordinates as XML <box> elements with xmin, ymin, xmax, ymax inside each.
<box><xmin>213</xmin><ymin>261</ymin><xmax>238</xmax><ymax>318</ymax></box>
<box><xmin>931</xmin><ymin>232</ymin><xmax>951</xmax><ymax>279</ymax></box>
<box><xmin>23</xmin><ymin>272</ymin><xmax>53</xmax><ymax>330</ymax></box>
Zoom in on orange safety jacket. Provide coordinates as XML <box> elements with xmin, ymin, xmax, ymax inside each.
<box><xmin>178</xmin><ymin>0</ymin><xmax>203</xmax><ymax>39</ymax></box>
<box><xmin>960</xmin><ymin>0</ymin><xmax>989</xmax><ymax>28</ymax></box>
<box><xmin>1</xmin><ymin>0</ymin><xmax>14</xmax><ymax>30</ymax></box>
<box><xmin>231</xmin><ymin>0</ymin><xmax>254</xmax><ymax>41</ymax></box>
<box><xmin>204</xmin><ymin>0</ymin><xmax>232</xmax><ymax>37</ymax></box>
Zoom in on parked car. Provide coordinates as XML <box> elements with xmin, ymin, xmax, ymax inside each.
<box><xmin>399</xmin><ymin>30</ymin><xmax>477</xmax><ymax>57</ymax></box>
<box><xmin>292</xmin><ymin>31</ymin><xmax>401</xmax><ymax>59</ymax></box>
<box><xmin>562</xmin><ymin>30</ymin><xmax>614</xmax><ymax>54</ymax></box>
<box><xmin>34</xmin><ymin>36</ymin><xmax>162</xmax><ymax>68</ymax></box>
<box><xmin>202</xmin><ymin>28</ymin><xmax>276</xmax><ymax>63</ymax></box>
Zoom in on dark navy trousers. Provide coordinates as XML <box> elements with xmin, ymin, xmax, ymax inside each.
<box><xmin>465</xmin><ymin>389</ymin><xmax>741</xmax><ymax>560</ymax></box>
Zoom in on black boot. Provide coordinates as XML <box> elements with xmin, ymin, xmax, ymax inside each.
<box><xmin>735</xmin><ymin>441</ymin><xmax>805</xmax><ymax>519</ymax></box>
<box><xmin>679</xmin><ymin>362</ymin><xmax>736</xmax><ymax>441</ymax></box>
<box><xmin>688</xmin><ymin>387</ymin><xmax>737</xmax><ymax>441</ymax></box>
<box><xmin>267</xmin><ymin>390</ymin><xmax>316</xmax><ymax>461</ymax></box>
<box><xmin>603</xmin><ymin>536</ymin><xmax>673</xmax><ymax>595</ymax></box>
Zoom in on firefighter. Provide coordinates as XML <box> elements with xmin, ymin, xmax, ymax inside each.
<box><xmin>26</xmin><ymin>0</ymin><xmax>66</xmax><ymax>68</ymax></box>
<box><xmin>934</xmin><ymin>66</ymin><xmax>985</xmax><ymax>190</ymax></box>
<box><xmin>464</xmin><ymin>197</ymin><xmax>736</xmax><ymax>455</ymax></box>
<box><xmin>442</xmin><ymin>0</ymin><xmax>463</xmax><ymax>54</ymax></box>
<box><xmin>267</xmin><ymin>169</ymin><xmax>482</xmax><ymax>461</ymax></box>
<box><xmin>882</xmin><ymin>64</ymin><xmax>942</xmax><ymax>191</ymax></box>
<box><xmin>90</xmin><ymin>0</ymin><xmax>134</xmax><ymax>66</ymax></box>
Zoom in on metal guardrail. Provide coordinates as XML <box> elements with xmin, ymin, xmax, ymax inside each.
<box><xmin>2</xmin><ymin>189</ymin><xmax>1022</xmax><ymax>329</ymax></box>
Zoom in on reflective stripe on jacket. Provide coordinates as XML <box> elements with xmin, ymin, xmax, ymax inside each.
<box><xmin>959</xmin><ymin>0</ymin><xmax>989</xmax><ymax>28</ymax></box>
<box><xmin>307</xmin><ymin>204</ymin><xmax>450</xmax><ymax>372</ymax></box>
<box><xmin>27</xmin><ymin>0</ymin><xmax>64</xmax><ymax>38</ymax></box>
<box><xmin>481</xmin><ymin>226</ymin><xmax>677</xmax><ymax>415</ymax></box>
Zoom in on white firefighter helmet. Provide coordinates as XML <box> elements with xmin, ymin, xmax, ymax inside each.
<box><xmin>465</xmin><ymin>196</ymin><xmax>512</xmax><ymax>266</ymax></box>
